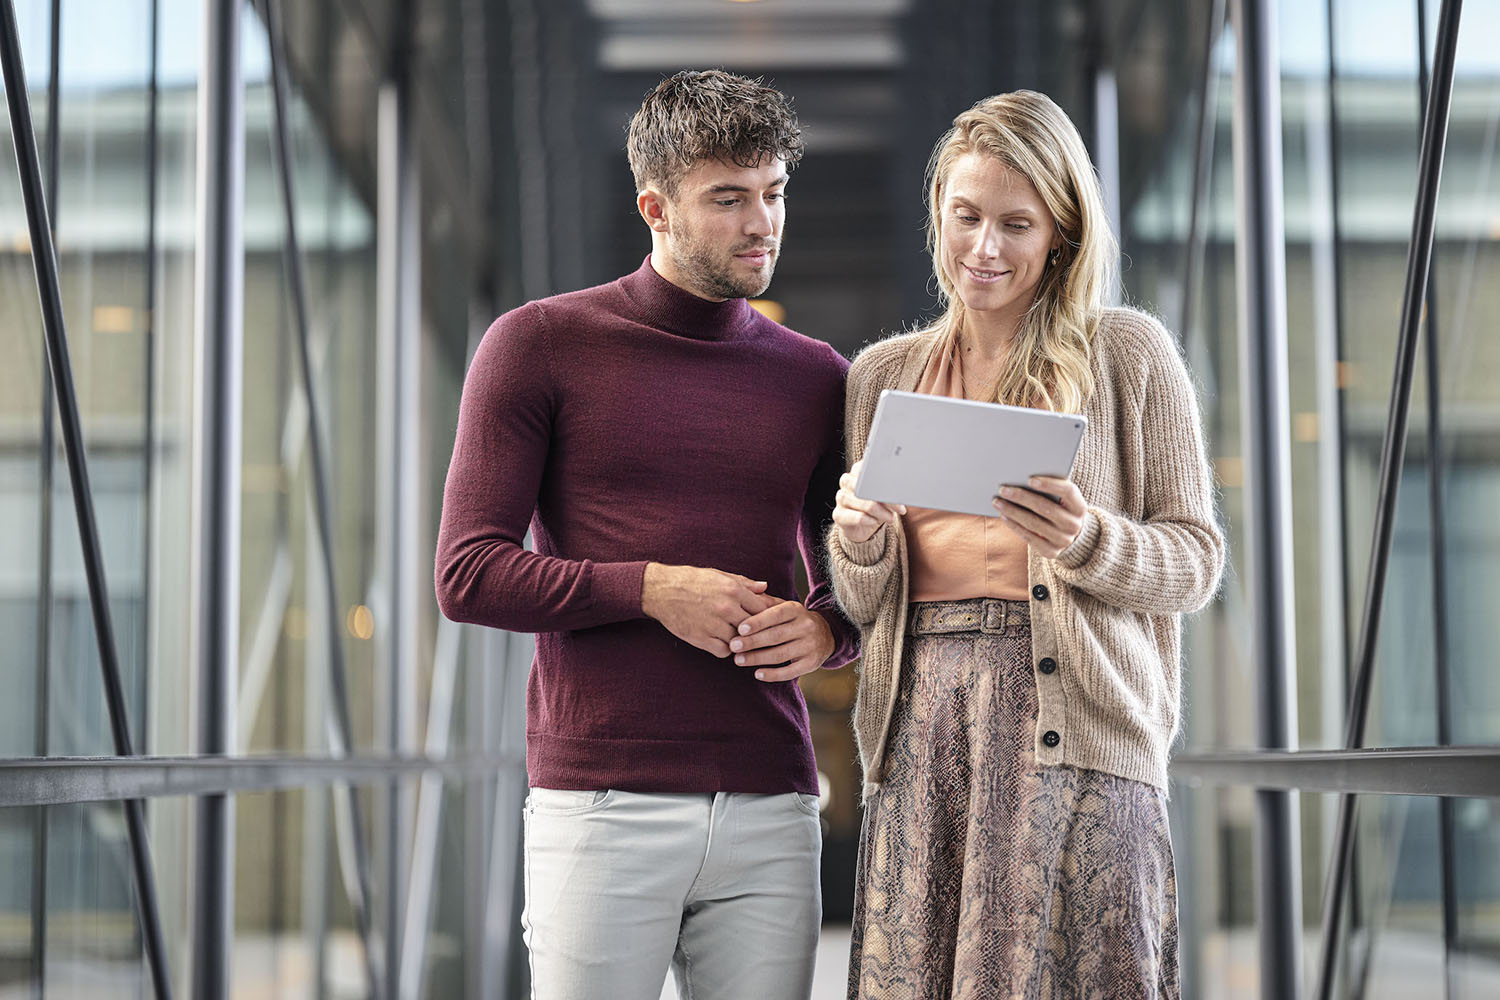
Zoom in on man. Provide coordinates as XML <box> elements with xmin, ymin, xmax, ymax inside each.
<box><xmin>434</xmin><ymin>70</ymin><xmax>858</xmax><ymax>999</ymax></box>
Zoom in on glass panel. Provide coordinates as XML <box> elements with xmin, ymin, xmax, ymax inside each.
<box><xmin>236</xmin><ymin>6</ymin><xmax>380</xmax><ymax>756</ymax></box>
<box><xmin>44</xmin><ymin>0</ymin><xmax>156</xmax><ymax>759</ymax></box>
<box><xmin>1170</xmin><ymin>781</ymin><xmax>1260</xmax><ymax>999</ymax></box>
<box><xmin>233</xmin><ymin>787</ymin><xmax>315</xmax><ymax>999</ymax></box>
<box><xmin>0</xmin><ymin>0</ymin><xmax>52</xmax><ymax>763</ymax></box>
<box><xmin>1431</xmin><ymin>11</ymin><xmax>1500</xmax><ymax>746</ymax></box>
<box><xmin>0</xmin><ymin>807</ymin><xmax>40</xmax><ymax>994</ymax></box>
<box><xmin>43</xmin><ymin>802</ymin><xmax>146</xmax><ymax>995</ymax></box>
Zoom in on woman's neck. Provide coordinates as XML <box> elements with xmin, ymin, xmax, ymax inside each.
<box><xmin>956</xmin><ymin>309</ymin><xmax>1021</xmax><ymax>362</ymax></box>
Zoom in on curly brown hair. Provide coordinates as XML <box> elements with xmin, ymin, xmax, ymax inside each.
<box><xmin>626</xmin><ymin>69</ymin><xmax>804</xmax><ymax>197</ymax></box>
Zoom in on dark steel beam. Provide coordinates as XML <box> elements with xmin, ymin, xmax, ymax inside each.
<box><xmin>0</xmin><ymin>754</ymin><xmax>522</xmax><ymax>807</ymax></box>
<box><xmin>1312</xmin><ymin>3</ymin><xmax>1465</xmax><ymax>998</ymax></box>
<box><xmin>1413</xmin><ymin>2</ymin><xmax>1459</xmax><ymax>996</ymax></box>
<box><xmin>190</xmin><ymin>0</ymin><xmax>244</xmax><ymax>996</ymax></box>
<box><xmin>1179</xmin><ymin>0</ymin><xmax>1226</xmax><ymax>343</ymax></box>
<box><xmin>1174</xmin><ymin>746</ymin><xmax>1500</xmax><ymax>798</ymax></box>
<box><xmin>1230</xmin><ymin>2</ymin><xmax>1303</xmax><ymax>996</ymax></box>
<box><xmin>0</xmin><ymin>4</ymin><xmax>175</xmax><ymax>999</ymax></box>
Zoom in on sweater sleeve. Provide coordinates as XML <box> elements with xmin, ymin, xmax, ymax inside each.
<box><xmin>826</xmin><ymin>348</ymin><xmax>903</xmax><ymax>626</ymax></box>
<box><xmin>800</xmin><ymin>348</ymin><xmax>861</xmax><ymax>668</ymax></box>
<box><xmin>1048</xmin><ymin>323</ymin><xmax>1225</xmax><ymax>614</ymax></box>
<box><xmin>434</xmin><ymin>304</ymin><xmax>648</xmax><ymax>632</ymax></box>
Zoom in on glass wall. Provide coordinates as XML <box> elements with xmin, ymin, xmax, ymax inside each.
<box><xmin>1119</xmin><ymin>0</ymin><xmax>1500</xmax><ymax>995</ymax></box>
<box><xmin>0</xmin><ymin>0</ymin><xmax>522</xmax><ymax>996</ymax></box>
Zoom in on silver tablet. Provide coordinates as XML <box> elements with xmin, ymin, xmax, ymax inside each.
<box><xmin>854</xmin><ymin>389</ymin><xmax>1087</xmax><ymax>518</ymax></box>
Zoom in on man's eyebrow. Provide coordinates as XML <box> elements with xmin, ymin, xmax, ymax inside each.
<box><xmin>704</xmin><ymin>177</ymin><xmax>788</xmax><ymax>195</ymax></box>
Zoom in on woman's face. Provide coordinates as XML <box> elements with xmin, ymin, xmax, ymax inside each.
<box><xmin>938</xmin><ymin>153</ymin><xmax>1059</xmax><ymax>331</ymax></box>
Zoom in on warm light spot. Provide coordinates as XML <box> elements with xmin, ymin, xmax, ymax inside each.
<box><xmin>284</xmin><ymin>607</ymin><xmax>307</xmax><ymax>641</ymax></box>
<box><xmin>1490</xmin><ymin>216</ymin><xmax>1500</xmax><ymax>240</ymax></box>
<box><xmin>748</xmin><ymin>298</ymin><xmax>786</xmax><ymax>324</ymax></box>
<box><xmin>93</xmin><ymin>306</ymin><xmax>136</xmax><ymax>334</ymax></box>
<box><xmin>1215</xmin><ymin>456</ymin><xmax>1243</xmax><ymax>488</ymax></box>
<box><xmin>11</xmin><ymin>231</ymin><xmax>30</xmax><ymax>254</ymax></box>
<box><xmin>346</xmin><ymin>604</ymin><xmax>374</xmax><ymax>640</ymax></box>
<box><xmin>1294</xmin><ymin>412</ymin><xmax>1319</xmax><ymax>443</ymax></box>
<box><xmin>1336</xmin><ymin>361</ymin><xmax>1358</xmax><ymax>389</ymax></box>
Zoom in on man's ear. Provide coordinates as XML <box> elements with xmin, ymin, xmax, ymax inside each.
<box><xmin>637</xmin><ymin>188</ymin><xmax>671</xmax><ymax>233</ymax></box>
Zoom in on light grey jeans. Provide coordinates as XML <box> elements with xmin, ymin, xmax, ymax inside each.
<box><xmin>521</xmin><ymin>788</ymin><xmax>823</xmax><ymax>1000</ymax></box>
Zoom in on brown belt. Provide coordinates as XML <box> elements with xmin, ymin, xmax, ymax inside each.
<box><xmin>907</xmin><ymin>597</ymin><xmax>1029</xmax><ymax>635</ymax></box>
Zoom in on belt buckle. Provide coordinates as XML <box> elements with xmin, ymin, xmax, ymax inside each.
<box><xmin>982</xmin><ymin>599</ymin><xmax>1005</xmax><ymax>633</ymax></box>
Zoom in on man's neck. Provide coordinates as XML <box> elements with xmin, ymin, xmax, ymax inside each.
<box><xmin>648</xmin><ymin>249</ymin><xmax>729</xmax><ymax>303</ymax></box>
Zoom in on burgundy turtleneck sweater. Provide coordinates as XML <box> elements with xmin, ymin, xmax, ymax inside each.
<box><xmin>435</xmin><ymin>257</ymin><xmax>857</xmax><ymax>794</ymax></box>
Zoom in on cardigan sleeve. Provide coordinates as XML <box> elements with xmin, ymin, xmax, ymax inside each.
<box><xmin>826</xmin><ymin>345</ymin><xmax>905</xmax><ymax>626</ymax></box>
<box><xmin>1048</xmin><ymin>321</ymin><xmax>1226</xmax><ymax>614</ymax></box>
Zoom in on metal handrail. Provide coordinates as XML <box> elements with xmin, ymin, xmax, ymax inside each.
<box><xmin>1313</xmin><ymin>1</ymin><xmax>1465</xmax><ymax>997</ymax></box>
<box><xmin>0</xmin><ymin>2</ymin><xmax>173</xmax><ymax>996</ymax></box>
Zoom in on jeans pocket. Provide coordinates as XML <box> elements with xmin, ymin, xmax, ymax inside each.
<box><xmin>791</xmin><ymin>791</ymin><xmax>822</xmax><ymax>817</ymax></box>
<box><xmin>526</xmin><ymin>787</ymin><xmax>612</xmax><ymax>816</ymax></box>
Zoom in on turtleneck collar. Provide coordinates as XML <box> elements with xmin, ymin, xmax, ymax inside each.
<box><xmin>618</xmin><ymin>254</ymin><xmax>754</xmax><ymax>341</ymax></box>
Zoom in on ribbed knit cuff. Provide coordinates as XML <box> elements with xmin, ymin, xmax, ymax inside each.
<box><xmin>1053</xmin><ymin>507</ymin><xmax>1102</xmax><ymax>570</ymax></box>
<box><xmin>589</xmin><ymin>560</ymin><xmax>649</xmax><ymax>620</ymax></box>
<box><xmin>836</xmin><ymin>525</ymin><xmax>889</xmax><ymax>566</ymax></box>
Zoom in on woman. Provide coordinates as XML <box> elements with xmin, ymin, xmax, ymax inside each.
<box><xmin>828</xmin><ymin>91</ymin><xmax>1224</xmax><ymax>999</ymax></box>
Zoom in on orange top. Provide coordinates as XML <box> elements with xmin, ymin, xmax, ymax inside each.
<box><xmin>903</xmin><ymin>335</ymin><xmax>1030</xmax><ymax>602</ymax></box>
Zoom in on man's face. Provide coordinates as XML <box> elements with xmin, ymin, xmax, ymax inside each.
<box><xmin>648</xmin><ymin>157</ymin><xmax>787</xmax><ymax>301</ymax></box>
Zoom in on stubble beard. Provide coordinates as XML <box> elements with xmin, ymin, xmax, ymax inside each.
<box><xmin>670</xmin><ymin>222</ymin><xmax>779</xmax><ymax>300</ymax></box>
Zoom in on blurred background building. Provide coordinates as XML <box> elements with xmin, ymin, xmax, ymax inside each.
<box><xmin>0</xmin><ymin>0</ymin><xmax>1496</xmax><ymax>997</ymax></box>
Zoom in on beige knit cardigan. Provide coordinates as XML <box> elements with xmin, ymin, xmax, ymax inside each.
<box><xmin>827</xmin><ymin>307</ymin><xmax>1225</xmax><ymax>797</ymax></box>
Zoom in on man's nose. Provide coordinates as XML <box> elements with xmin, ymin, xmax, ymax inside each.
<box><xmin>745</xmin><ymin>200</ymin><xmax>774</xmax><ymax>237</ymax></box>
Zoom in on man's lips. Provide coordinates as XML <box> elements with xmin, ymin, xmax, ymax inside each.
<box><xmin>735</xmin><ymin>246</ymin><xmax>777</xmax><ymax>263</ymax></box>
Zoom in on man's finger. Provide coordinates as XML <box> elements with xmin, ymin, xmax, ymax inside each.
<box><xmin>737</xmin><ymin>601</ymin><xmax>800</xmax><ymax>636</ymax></box>
<box><xmin>735</xmin><ymin>637</ymin><xmax>807</xmax><ymax>667</ymax></box>
<box><xmin>731</xmin><ymin>622</ymin><xmax>797</xmax><ymax>653</ymax></box>
<box><xmin>753</xmin><ymin>656</ymin><xmax>819</xmax><ymax>683</ymax></box>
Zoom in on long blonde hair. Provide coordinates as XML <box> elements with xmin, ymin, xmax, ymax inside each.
<box><xmin>924</xmin><ymin>91</ymin><xmax>1116</xmax><ymax>413</ymax></box>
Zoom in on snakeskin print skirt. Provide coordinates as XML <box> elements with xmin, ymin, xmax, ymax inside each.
<box><xmin>848</xmin><ymin>597</ymin><xmax>1179</xmax><ymax>1000</ymax></box>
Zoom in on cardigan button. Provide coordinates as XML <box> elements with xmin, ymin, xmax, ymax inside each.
<box><xmin>1038</xmin><ymin>657</ymin><xmax>1057</xmax><ymax>675</ymax></box>
<box><xmin>1042</xmin><ymin>730</ymin><xmax>1061</xmax><ymax>748</ymax></box>
<box><xmin>1032</xmin><ymin>584</ymin><xmax>1049</xmax><ymax>601</ymax></box>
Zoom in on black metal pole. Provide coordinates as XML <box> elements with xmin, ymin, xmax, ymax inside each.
<box><xmin>1230</xmin><ymin>2</ymin><xmax>1303</xmax><ymax>997</ymax></box>
<box><xmin>1313</xmin><ymin>2</ymin><xmax>1465</xmax><ymax>998</ymax></box>
<box><xmin>1180</xmin><ymin>0</ymin><xmax>1226</xmax><ymax>344</ymax></box>
<box><xmin>28</xmin><ymin>2</ymin><xmax>61</xmax><ymax>995</ymax></box>
<box><xmin>0</xmin><ymin>3</ymin><xmax>173</xmax><ymax>998</ymax></box>
<box><xmin>191</xmin><ymin>0</ymin><xmax>244</xmax><ymax>996</ymax></box>
<box><xmin>257</xmin><ymin>0</ymin><xmax>384</xmax><ymax>993</ymax></box>
<box><xmin>1414</xmin><ymin>4</ymin><xmax>1460</xmax><ymax>996</ymax></box>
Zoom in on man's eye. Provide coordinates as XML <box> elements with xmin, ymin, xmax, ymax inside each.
<box><xmin>716</xmin><ymin>199</ymin><xmax>740</xmax><ymax>207</ymax></box>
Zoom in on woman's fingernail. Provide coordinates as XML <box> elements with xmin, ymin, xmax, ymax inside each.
<box><xmin>730</xmin><ymin>639</ymin><xmax>743</xmax><ymax>651</ymax></box>
<box><xmin>755</xmin><ymin>671</ymin><xmax>766</xmax><ymax>680</ymax></box>
<box><xmin>735</xmin><ymin>654</ymin><xmax>746</xmax><ymax>665</ymax></box>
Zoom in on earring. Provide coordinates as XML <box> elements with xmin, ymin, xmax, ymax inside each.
<box><xmin>1049</xmin><ymin>248</ymin><xmax>1060</xmax><ymax>265</ymax></box>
